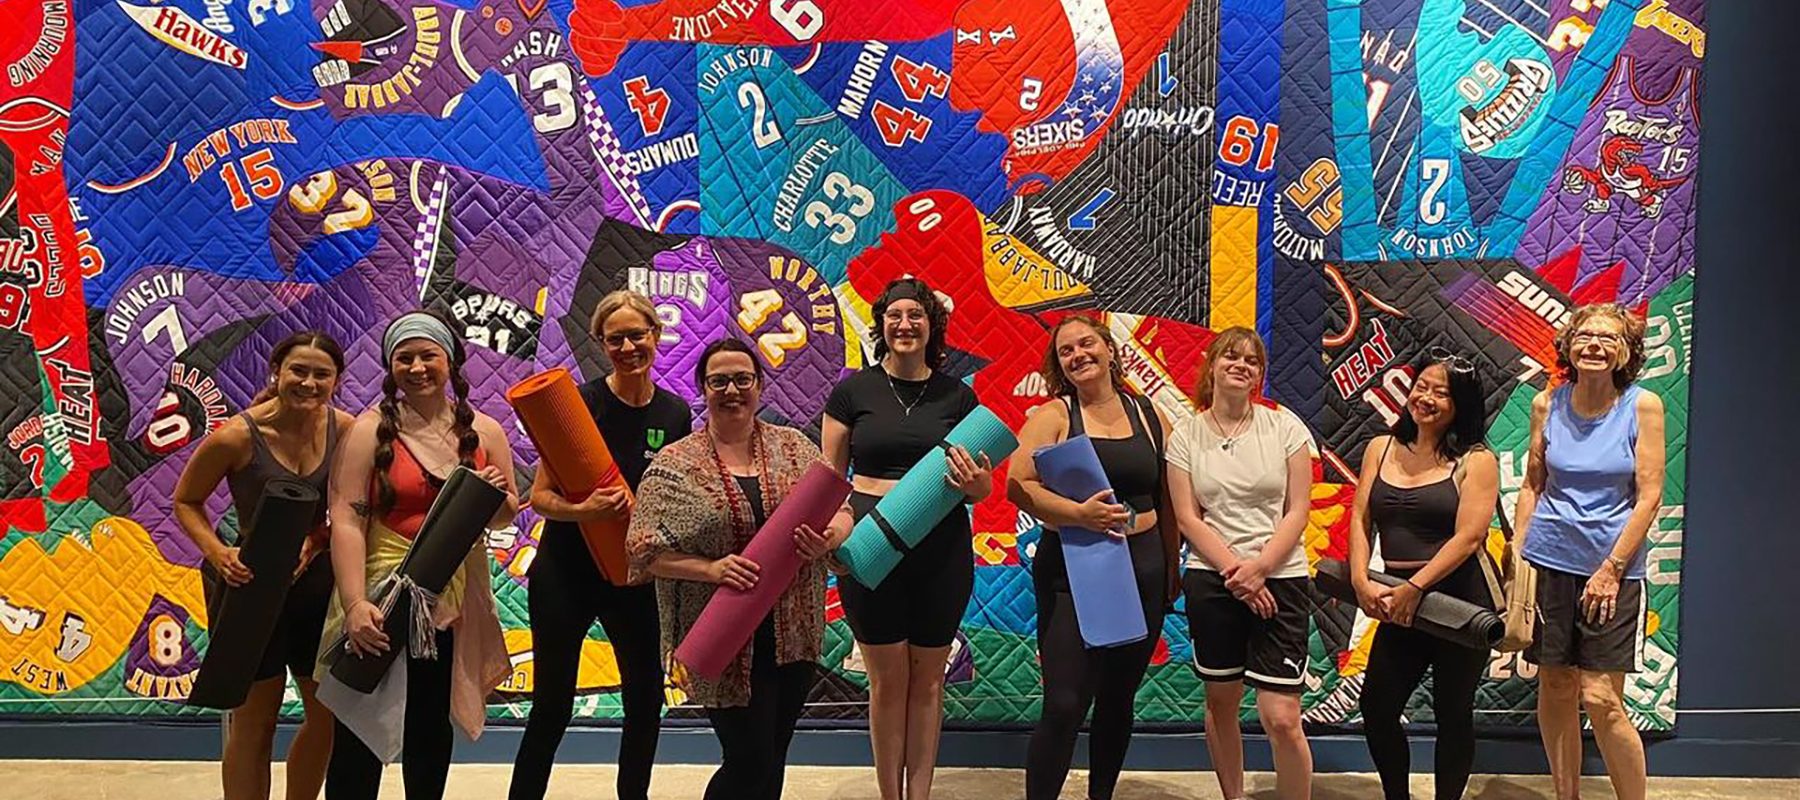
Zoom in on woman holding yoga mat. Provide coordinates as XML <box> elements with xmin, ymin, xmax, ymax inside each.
<box><xmin>626</xmin><ymin>338</ymin><xmax>831</xmax><ymax>800</ymax></box>
<box><xmin>175</xmin><ymin>331</ymin><xmax>353</xmax><ymax>800</ymax></box>
<box><xmin>1347</xmin><ymin>348</ymin><xmax>1501</xmax><ymax>800</ymax></box>
<box><xmin>1166</xmin><ymin>326</ymin><xmax>1314</xmax><ymax>800</ymax></box>
<box><xmin>508</xmin><ymin>291</ymin><xmax>689</xmax><ymax>800</ymax></box>
<box><xmin>321</xmin><ymin>310</ymin><xmax>517</xmax><ymax>799</ymax></box>
<box><xmin>1516</xmin><ymin>304</ymin><xmax>1665</xmax><ymax>800</ymax></box>
<box><xmin>819</xmin><ymin>277</ymin><xmax>990</xmax><ymax>800</ymax></box>
<box><xmin>1008</xmin><ymin>315</ymin><xmax>1173</xmax><ymax>800</ymax></box>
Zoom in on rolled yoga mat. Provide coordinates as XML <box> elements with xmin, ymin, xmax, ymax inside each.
<box><xmin>836</xmin><ymin>405</ymin><xmax>1018</xmax><ymax>590</ymax></box>
<box><xmin>507</xmin><ymin>368</ymin><xmax>633</xmax><ymax>585</ymax></box>
<box><xmin>1314</xmin><ymin>558</ymin><xmax>1503</xmax><ymax>650</ymax></box>
<box><xmin>1032</xmin><ymin>435</ymin><xmax>1148</xmax><ymax>649</ymax></box>
<box><xmin>328</xmin><ymin>466</ymin><xmax>507</xmax><ymax>693</ymax></box>
<box><xmin>188</xmin><ymin>477</ymin><xmax>321</xmax><ymax>710</ymax></box>
<box><xmin>675</xmin><ymin>461</ymin><xmax>852</xmax><ymax>679</ymax></box>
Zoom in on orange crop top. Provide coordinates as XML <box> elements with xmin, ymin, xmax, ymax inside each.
<box><xmin>376</xmin><ymin>437</ymin><xmax>489</xmax><ymax>540</ymax></box>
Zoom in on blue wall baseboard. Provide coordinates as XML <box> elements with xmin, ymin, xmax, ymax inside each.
<box><xmin>4</xmin><ymin>720</ymin><xmax>1795</xmax><ymax>779</ymax></box>
<box><xmin>5</xmin><ymin>0</ymin><xmax>1800</xmax><ymax>782</ymax></box>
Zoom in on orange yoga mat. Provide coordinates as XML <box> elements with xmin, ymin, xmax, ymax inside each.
<box><xmin>507</xmin><ymin>368</ymin><xmax>633</xmax><ymax>585</ymax></box>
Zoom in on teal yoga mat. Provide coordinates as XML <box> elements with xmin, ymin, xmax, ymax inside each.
<box><xmin>836</xmin><ymin>405</ymin><xmax>1018</xmax><ymax>590</ymax></box>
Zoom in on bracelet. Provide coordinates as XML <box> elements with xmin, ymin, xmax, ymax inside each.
<box><xmin>1404</xmin><ymin>578</ymin><xmax>1425</xmax><ymax>593</ymax></box>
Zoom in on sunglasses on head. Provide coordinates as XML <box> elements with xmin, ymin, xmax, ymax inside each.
<box><xmin>1425</xmin><ymin>346</ymin><xmax>1476</xmax><ymax>374</ymax></box>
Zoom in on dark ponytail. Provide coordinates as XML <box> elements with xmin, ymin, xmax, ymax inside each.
<box><xmin>252</xmin><ymin>330</ymin><xmax>345</xmax><ymax>404</ymax></box>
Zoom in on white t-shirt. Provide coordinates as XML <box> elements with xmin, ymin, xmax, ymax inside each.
<box><xmin>1166</xmin><ymin>404</ymin><xmax>1312</xmax><ymax>579</ymax></box>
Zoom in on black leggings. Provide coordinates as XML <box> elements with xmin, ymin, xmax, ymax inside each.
<box><xmin>1359</xmin><ymin>563</ymin><xmax>1493</xmax><ymax>800</ymax></box>
<box><xmin>703</xmin><ymin>618</ymin><xmax>816</xmax><ymax>800</ymax></box>
<box><xmin>326</xmin><ymin>628</ymin><xmax>456</xmax><ymax>800</ymax></box>
<box><xmin>509</xmin><ymin>530</ymin><xmax>664</xmax><ymax>800</ymax></box>
<box><xmin>1025</xmin><ymin>528</ymin><xmax>1165</xmax><ymax>800</ymax></box>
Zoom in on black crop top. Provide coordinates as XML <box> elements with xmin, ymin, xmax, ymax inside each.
<box><xmin>824</xmin><ymin>367</ymin><xmax>980</xmax><ymax>479</ymax></box>
<box><xmin>1367</xmin><ymin>440</ymin><xmax>1462</xmax><ymax>562</ymax></box>
<box><xmin>1066</xmin><ymin>393</ymin><xmax>1162</xmax><ymax>512</ymax></box>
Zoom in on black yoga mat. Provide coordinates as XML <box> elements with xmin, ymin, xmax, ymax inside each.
<box><xmin>1314</xmin><ymin>558</ymin><xmax>1503</xmax><ymax>651</ymax></box>
<box><xmin>328</xmin><ymin>466</ymin><xmax>506</xmax><ymax>693</ymax></box>
<box><xmin>188</xmin><ymin>477</ymin><xmax>321</xmax><ymax>710</ymax></box>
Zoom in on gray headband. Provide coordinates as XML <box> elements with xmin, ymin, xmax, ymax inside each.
<box><xmin>382</xmin><ymin>312</ymin><xmax>458</xmax><ymax>362</ymax></box>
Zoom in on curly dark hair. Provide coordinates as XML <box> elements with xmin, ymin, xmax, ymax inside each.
<box><xmin>869</xmin><ymin>277</ymin><xmax>950</xmax><ymax>370</ymax></box>
<box><xmin>371</xmin><ymin>309</ymin><xmax>479</xmax><ymax>514</ymax></box>
<box><xmin>1553</xmin><ymin>303</ymin><xmax>1647</xmax><ymax>390</ymax></box>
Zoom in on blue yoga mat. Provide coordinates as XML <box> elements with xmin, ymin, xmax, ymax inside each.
<box><xmin>836</xmin><ymin>405</ymin><xmax>1018</xmax><ymax>590</ymax></box>
<box><xmin>1033</xmin><ymin>435</ymin><xmax>1149</xmax><ymax>648</ymax></box>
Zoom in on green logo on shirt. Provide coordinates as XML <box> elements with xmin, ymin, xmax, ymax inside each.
<box><xmin>647</xmin><ymin>428</ymin><xmax>665</xmax><ymax>449</ymax></box>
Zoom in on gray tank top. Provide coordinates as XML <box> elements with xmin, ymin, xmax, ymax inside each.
<box><xmin>225</xmin><ymin>411</ymin><xmax>336</xmax><ymax>541</ymax></box>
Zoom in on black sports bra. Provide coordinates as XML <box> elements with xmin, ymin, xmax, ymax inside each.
<box><xmin>1367</xmin><ymin>439</ymin><xmax>1461</xmax><ymax>563</ymax></box>
<box><xmin>1065</xmin><ymin>392</ymin><xmax>1162</xmax><ymax>513</ymax></box>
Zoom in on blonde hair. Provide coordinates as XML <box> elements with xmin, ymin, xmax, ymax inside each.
<box><xmin>1194</xmin><ymin>326</ymin><xmax>1267</xmax><ymax>410</ymax></box>
<box><xmin>1040</xmin><ymin>315</ymin><xmax>1129</xmax><ymax>397</ymax></box>
<box><xmin>1554</xmin><ymin>302</ymin><xmax>1647</xmax><ymax>390</ymax></box>
<box><xmin>589</xmin><ymin>290</ymin><xmax>662</xmax><ymax>339</ymax></box>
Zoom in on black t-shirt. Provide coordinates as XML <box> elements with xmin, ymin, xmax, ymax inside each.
<box><xmin>543</xmin><ymin>379</ymin><xmax>691</xmax><ymax>541</ymax></box>
<box><xmin>734</xmin><ymin>475</ymin><xmax>768</xmax><ymax>531</ymax></box>
<box><xmin>824</xmin><ymin>367</ymin><xmax>980</xmax><ymax>479</ymax></box>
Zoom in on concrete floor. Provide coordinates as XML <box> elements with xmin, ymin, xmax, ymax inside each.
<box><xmin>6</xmin><ymin>761</ymin><xmax>1793</xmax><ymax>799</ymax></box>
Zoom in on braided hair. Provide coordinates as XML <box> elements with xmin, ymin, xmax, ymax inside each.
<box><xmin>371</xmin><ymin>310</ymin><xmax>479</xmax><ymax>514</ymax></box>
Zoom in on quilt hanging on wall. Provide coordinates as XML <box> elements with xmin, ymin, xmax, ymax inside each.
<box><xmin>0</xmin><ymin>0</ymin><xmax>1700</xmax><ymax>732</ymax></box>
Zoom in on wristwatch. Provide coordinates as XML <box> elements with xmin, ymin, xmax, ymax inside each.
<box><xmin>1605</xmin><ymin>555</ymin><xmax>1628</xmax><ymax>575</ymax></box>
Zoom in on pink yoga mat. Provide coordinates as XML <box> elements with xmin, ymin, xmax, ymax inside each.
<box><xmin>675</xmin><ymin>461</ymin><xmax>851</xmax><ymax>679</ymax></box>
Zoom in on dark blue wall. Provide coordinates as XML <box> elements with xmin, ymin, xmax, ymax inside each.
<box><xmin>1675</xmin><ymin>0</ymin><xmax>1800</xmax><ymax>750</ymax></box>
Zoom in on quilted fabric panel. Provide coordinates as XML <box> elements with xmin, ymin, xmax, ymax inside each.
<box><xmin>0</xmin><ymin>0</ymin><xmax>1699</xmax><ymax>734</ymax></box>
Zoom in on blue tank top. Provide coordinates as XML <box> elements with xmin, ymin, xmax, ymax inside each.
<box><xmin>1523</xmin><ymin>384</ymin><xmax>1645</xmax><ymax>578</ymax></box>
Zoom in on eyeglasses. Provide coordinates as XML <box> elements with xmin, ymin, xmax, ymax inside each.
<box><xmin>703</xmin><ymin>372</ymin><xmax>758</xmax><ymax>391</ymax></box>
<box><xmin>602</xmin><ymin>329</ymin><xmax>652</xmax><ymax>348</ymax></box>
<box><xmin>1570</xmin><ymin>330</ymin><xmax>1623</xmax><ymax>346</ymax></box>
<box><xmin>1425</xmin><ymin>346</ymin><xmax>1476</xmax><ymax>374</ymax></box>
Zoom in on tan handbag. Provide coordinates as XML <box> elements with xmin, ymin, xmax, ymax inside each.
<box><xmin>1493</xmin><ymin>503</ymin><xmax>1538</xmax><ymax>653</ymax></box>
<box><xmin>1455</xmin><ymin>454</ymin><xmax>1535</xmax><ymax>652</ymax></box>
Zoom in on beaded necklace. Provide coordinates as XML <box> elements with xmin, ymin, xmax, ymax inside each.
<box><xmin>705</xmin><ymin>417</ymin><xmax>769</xmax><ymax>547</ymax></box>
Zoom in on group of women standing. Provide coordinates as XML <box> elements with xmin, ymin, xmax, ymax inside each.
<box><xmin>180</xmin><ymin>276</ymin><xmax>1663</xmax><ymax>800</ymax></box>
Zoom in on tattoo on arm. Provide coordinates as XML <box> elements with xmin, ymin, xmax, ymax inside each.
<box><xmin>350</xmin><ymin>501</ymin><xmax>371</xmax><ymax>518</ymax></box>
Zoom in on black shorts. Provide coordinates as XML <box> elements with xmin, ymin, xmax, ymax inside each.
<box><xmin>1526</xmin><ymin>565</ymin><xmax>1645</xmax><ymax>673</ymax></box>
<box><xmin>203</xmin><ymin>553</ymin><xmax>334</xmax><ymax>682</ymax></box>
<box><xmin>837</xmin><ymin>491</ymin><xmax>973</xmax><ymax>648</ymax></box>
<box><xmin>1183</xmin><ymin>570</ymin><xmax>1313</xmax><ymax>693</ymax></box>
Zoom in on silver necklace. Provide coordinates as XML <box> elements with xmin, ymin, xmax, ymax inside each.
<box><xmin>887</xmin><ymin>370</ymin><xmax>927</xmax><ymax>417</ymax></box>
<box><xmin>1208</xmin><ymin>406</ymin><xmax>1254</xmax><ymax>452</ymax></box>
